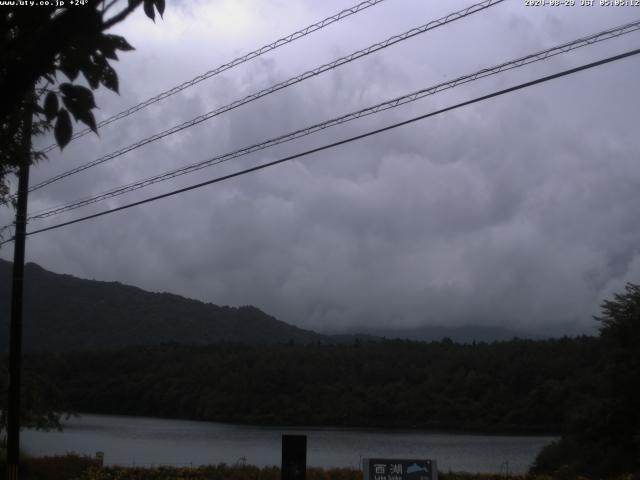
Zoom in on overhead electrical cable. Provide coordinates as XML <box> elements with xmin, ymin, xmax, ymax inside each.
<box><xmin>26</xmin><ymin>19</ymin><xmax>640</xmax><ymax>221</ymax></box>
<box><xmin>1</xmin><ymin>47</ymin><xmax>635</xmax><ymax>245</ymax></box>
<box><xmin>28</xmin><ymin>0</ymin><xmax>504</xmax><ymax>194</ymax></box>
<box><xmin>39</xmin><ymin>0</ymin><xmax>390</xmax><ymax>154</ymax></box>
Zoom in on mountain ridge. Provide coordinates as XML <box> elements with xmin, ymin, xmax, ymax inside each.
<box><xmin>1</xmin><ymin>259</ymin><xmax>562</xmax><ymax>352</ymax></box>
<box><xmin>0</xmin><ymin>259</ymin><xmax>324</xmax><ymax>352</ymax></box>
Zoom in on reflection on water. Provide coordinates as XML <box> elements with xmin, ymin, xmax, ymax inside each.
<box><xmin>22</xmin><ymin>414</ymin><xmax>556</xmax><ymax>473</ymax></box>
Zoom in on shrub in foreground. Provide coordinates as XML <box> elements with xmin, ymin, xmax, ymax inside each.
<box><xmin>0</xmin><ymin>454</ymin><xmax>100</xmax><ymax>480</ymax></box>
<box><xmin>1</xmin><ymin>455</ymin><xmax>639</xmax><ymax>480</ymax></box>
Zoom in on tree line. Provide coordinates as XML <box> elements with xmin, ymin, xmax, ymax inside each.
<box><xmin>14</xmin><ymin>336</ymin><xmax>602</xmax><ymax>434</ymax></box>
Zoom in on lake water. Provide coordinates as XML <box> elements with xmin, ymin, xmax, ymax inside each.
<box><xmin>23</xmin><ymin>414</ymin><xmax>556</xmax><ymax>474</ymax></box>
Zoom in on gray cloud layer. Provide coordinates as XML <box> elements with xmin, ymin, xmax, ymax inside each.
<box><xmin>2</xmin><ymin>0</ymin><xmax>640</xmax><ymax>335</ymax></box>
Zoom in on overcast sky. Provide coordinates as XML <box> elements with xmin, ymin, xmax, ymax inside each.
<box><xmin>2</xmin><ymin>0</ymin><xmax>639</xmax><ymax>335</ymax></box>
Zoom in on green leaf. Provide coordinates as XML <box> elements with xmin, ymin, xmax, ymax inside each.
<box><xmin>43</xmin><ymin>92</ymin><xmax>59</xmax><ymax>122</ymax></box>
<box><xmin>59</xmin><ymin>84</ymin><xmax>98</xmax><ymax>134</ymax></box>
<box><xmin>60</xmin><ymin>84</ymin><xmax>96</xmax><ymax>123</ymax></box>
<box><xmin>98</xmin><ymin>35</ymin><xmax>119</xmax><ymax>60</ymax></box>
<box><xmin>108</xmin><ymin>34</ymin><xmax>135</xmax><ymax>52</ymax></box>
<box><xmin>60</xmin><ymin>84</ymin><xmax>96</xmax><ymax>109</ymax></box>
<box><xmin>100</xmin><ymin>63</ymin><xmax>119</xmax><ymax>93</ymax></box>
<box><xmin>59</xmin><ymin>54</ymin><xmax>80</xmax><ymax>81</ymax></box>
<box><xmin>143</xmin><ymin>0</ymin><xmax>155</xmax><ymax>21</ymax></box>
<box><xmin>80</xmin><ymin>110</ymin><xmax>98</xmax><ymax>133</ymax></box>
<box><xmin>155</xmin><ymin>0</ymin><xmax>165</xmax><ymax>18</ymax></box>
<box><xmin>80</xmin><ymin>58</ymin><xmax>101</xmax><ymax>89</ymax></box>
<box><xmin>54</xmin><ymin>109</ymin><xmax>72</xmax><ymax>149</ymax></box>
<box><xmin>91</xmin><ymin>53</ymin><xmax>118</xmax><ymax>92</ymax></box>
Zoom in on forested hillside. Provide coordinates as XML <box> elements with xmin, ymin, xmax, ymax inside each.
<box><xmin>0</xmin><ymin>260</ymin><xmax>543</xmax><ymax>351</ymax></box>
<box><xmin>20</xmin><ymin>337</ymin><xmax>602</xmax><ymax>433</ymax></box>
<box><xmin>0</xmin><ymin>260</ymin><xmax>324</xmax><ymax>351</ymax></box>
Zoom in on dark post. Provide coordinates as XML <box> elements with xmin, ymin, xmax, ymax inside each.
<box><xmin>281</xmin><ymin>434</ymin><xmax>306</xmax><ymax>480</ymax></box>
<box><xmin>7</xmin><ymin>95</ymin><xmax>33</xmax><ymax>480</ymax></box>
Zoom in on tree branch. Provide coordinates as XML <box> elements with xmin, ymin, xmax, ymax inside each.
<box><xmin>102</xmin><ymin>0</ymin><xmax>122</xmax><ymax>15</ymax></box>
<box><xmin>103</xmin><ymin>0</ymin><xmax>143</xmax><ymax>29</ymax></box>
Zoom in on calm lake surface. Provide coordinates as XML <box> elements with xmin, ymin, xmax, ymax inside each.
<box><xmin>23</xmin><ymin>414</ymin><xmax>556</xmax><ymax>473</ymax></box>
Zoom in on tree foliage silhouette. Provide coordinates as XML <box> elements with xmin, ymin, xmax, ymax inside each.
<box><xmin>0</xmin><ymin>0</ymin><xmax>166</xmax><ymax>432</ymax></box>
<box><xmin>0</xmin><ymin>0</ymin><xmax>166</xmax><ymax>207</ymax></box>
<box><xmin>532</xmin><ymin>283</ymin><xmax>640</xmax><ymax>477</ymax></box>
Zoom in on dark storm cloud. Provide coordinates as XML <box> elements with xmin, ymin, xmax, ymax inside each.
<box><xmin>2</xmin><ymin>0</ymin><xmax>640</xmax><ymax>335</ymax></box>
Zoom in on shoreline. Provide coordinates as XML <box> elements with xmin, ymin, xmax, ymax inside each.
<box><xmin>65</xmin><ymin>411</ymin><xmax>562</xmax><ymax>437</ymax></box>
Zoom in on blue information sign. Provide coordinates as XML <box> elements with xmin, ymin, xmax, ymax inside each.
<box><xmin>363</xmin><ymin>458</ymin><xmax>437</xmax><ymax>480</ymax></box>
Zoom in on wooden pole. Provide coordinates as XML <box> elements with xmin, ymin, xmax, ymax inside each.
<box><xmin>7</xmin><ymin>94</ymin><xmax>33</xmax><ymax>480</ymax></box>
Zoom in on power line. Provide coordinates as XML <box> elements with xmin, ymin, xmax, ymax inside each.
<box><xmin>26</xmin><ymin>19</ymin><xmax>640</xmax><ymax>221</ymax></box>
<box><xmin>39</xmin><ymin>0</ymin><xmax>390</xmax><ymax>154</ymax></box>
<box><xmin>3</xmin><ymin>47</ymin><xmax>636</xmax><ymax>245</ymax></box>
<box><xmin>27</xmin><ymin>0</ymin><xmax>504</xmax><ymax>194</ymax></box>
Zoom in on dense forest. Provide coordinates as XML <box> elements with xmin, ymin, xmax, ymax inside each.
<box><xmin>15</xmin><ymin>336</ymin><xmax>602</xmax><ymax>434</ymax></box>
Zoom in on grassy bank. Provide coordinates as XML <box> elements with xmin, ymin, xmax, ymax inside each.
<box><xmin>1</xmin><ymin>455</ymin><xmax>638</xmax><ymax>480</ymax></box>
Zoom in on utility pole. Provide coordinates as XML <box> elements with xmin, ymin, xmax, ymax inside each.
<box><xmin>7</xmin><ymin>93</ymin><xmax>33</xmax><ymax>480</ymax></box>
